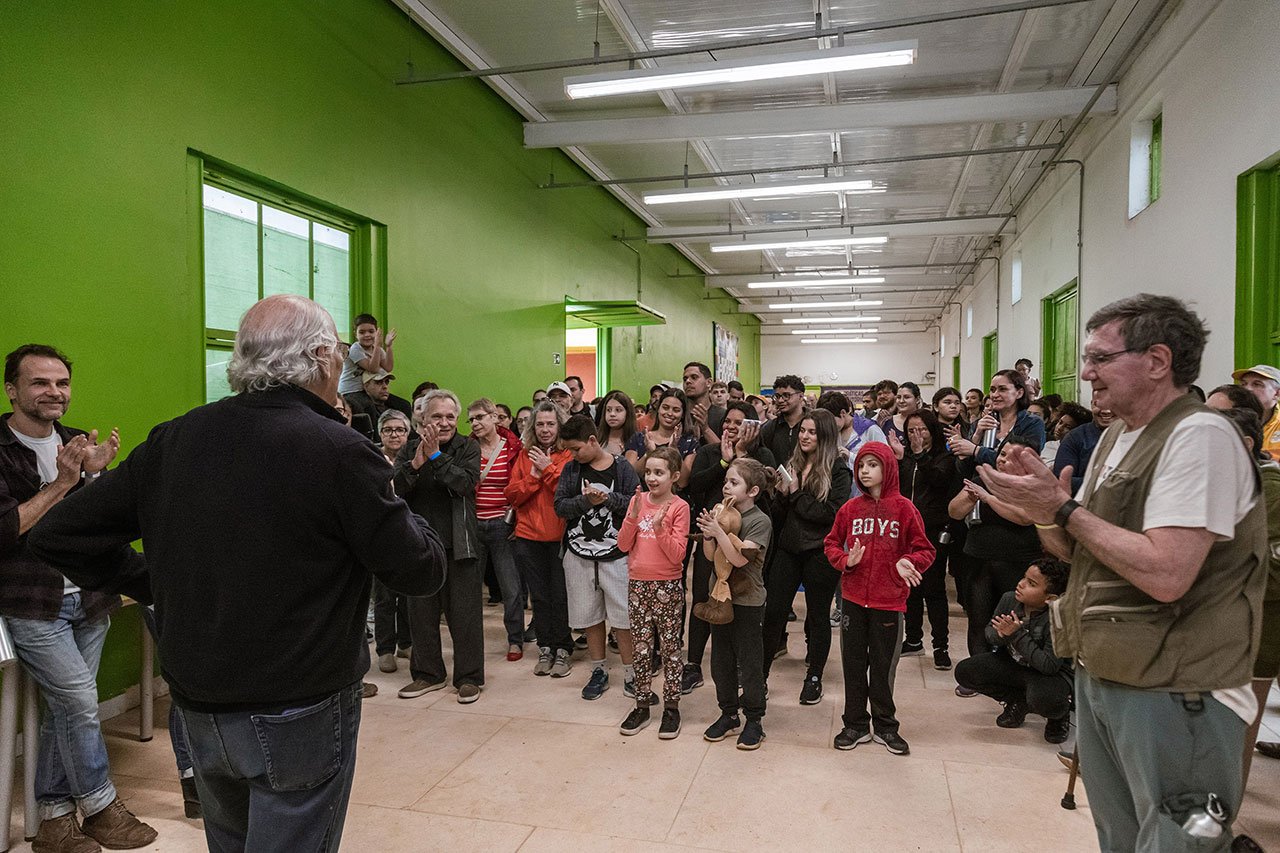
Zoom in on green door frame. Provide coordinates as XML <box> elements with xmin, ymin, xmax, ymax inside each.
<box><xmin>1236</xmin><ymin>164</ymin><xmax>1280</xmax><ymax>367</ymax></box>
<box><xmin>982</xmin><ymin>331</ymin><xmax>998</xmax><ymax>383</ymax></box>
<box><xmin>952</xmin><ymin>356</ymin><xmax>961</xmax><ymax>389</ymax></box>
<box><xmin>1041</xmin><ymin>279</ymin><xmax>1080</xmax><ymax>401</ymax></box>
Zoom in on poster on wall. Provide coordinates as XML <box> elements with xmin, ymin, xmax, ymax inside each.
<box><xmin>713</xmin><ymin>323</ymin><xmax>739</xmax><ymax>383</ymax></box>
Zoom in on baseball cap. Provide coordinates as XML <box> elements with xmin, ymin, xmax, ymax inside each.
<box><xmin>545</xmin><ymin>381</ymin><xmax>571</xmax><ymax>396</ymax></box>
<box><xmin>1231</xmin><ymin>364</ymin><xmax>1280</xmax><ymax>385</ymax></box>
<box><xmin>362</xmin><ymin>370</ymin><xmax>394</xmax><ymax>384</ymax></box>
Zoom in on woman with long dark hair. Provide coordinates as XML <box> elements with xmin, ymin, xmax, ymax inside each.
<box><xmin>625</xmin><ymin>387</ymin><xmax>699</xmax><ymax>487</ymax></box>
<box><xmin>761</xmin><ymin>408</ymin><xmax>852</xmax><ymax>705</ymax></box>
<box><xmin>891</xmin><ymin>410</ymin><xmax>960</xmax><ymax>669</ymax></box>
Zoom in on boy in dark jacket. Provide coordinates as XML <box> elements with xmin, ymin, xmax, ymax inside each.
<box><xmin>953</xmin><ymin>557</ymin><xmax>1073</xmax><ymax>744</ymax></box>
<box><xmin>824</xmin><ymin>442</ymin><xmax>935</xmax><ymax>755</ymax></box>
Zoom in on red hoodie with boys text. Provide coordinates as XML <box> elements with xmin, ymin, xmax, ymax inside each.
<box><xmin>823</xmin><ymin>441</ymin><xmax>936</xmax><ymax>612</ymax></box>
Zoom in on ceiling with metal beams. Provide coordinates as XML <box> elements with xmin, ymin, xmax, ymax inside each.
<box><xmin>391</xmin><ymin>0</ymin><xmax>1175</xmax><ymax>338</ymax></box>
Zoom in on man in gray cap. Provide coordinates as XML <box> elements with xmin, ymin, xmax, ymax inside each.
<box><xmin>1233</xmin><ymin>364</ymin><xmax>1280</xmax><ymax>460</ymax></box>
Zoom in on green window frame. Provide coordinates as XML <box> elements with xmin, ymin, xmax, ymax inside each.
<box><xmin>1150</xmin><ymin>113</ymin><xmax>1163</xmax><ymax>204</ymax></box>
<box><xmin>1040</xmin><ymin>280</ymin><xmax>1080</xmax><ymax>402</ymax></box>
<box><xmin>192</xmin><ymin>153</ymin><xmax>386</xmax><ymax>404</ymax></box>
<box><xmin>982</xmin><ymin>331</ymin><xmax>999</xmax><ymax>383</ymax></box>
<box><xmin>1236</xmin><ymin>163</ymin><xmax>1280</xmax><ymax>367</ymax></box>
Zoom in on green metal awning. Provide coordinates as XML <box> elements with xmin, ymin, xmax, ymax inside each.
<box><xmin>564</xmin><ymin>298</ymin><xmax>667</xmax><ymax>329</ymax></box>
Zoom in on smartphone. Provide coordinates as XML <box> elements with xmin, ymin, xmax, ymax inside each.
<box><xmin>776</xmin><ymin>465</ymin><xmax>794</xmax><ymax>488</ymax></box>
<box><xmin>742</xmin><ymin>418</ymin><xmax>761</xmax><ymax>428</ymax></box>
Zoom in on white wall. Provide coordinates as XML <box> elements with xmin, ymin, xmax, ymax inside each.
<box><xmin>949</xmin><ymin>0</ymin><xmax>1280</xmax><ymax>399</ymax></box>
<box><xmin>760</xmin><ymin>331</ymin><xmax>939</xmax><ymax>393</ymax></box>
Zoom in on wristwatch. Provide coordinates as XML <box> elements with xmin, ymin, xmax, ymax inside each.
<box><xmin>1054</xmin><ymin>498</ymin><xmax>1081</xmax><ymax>528</ymax></box>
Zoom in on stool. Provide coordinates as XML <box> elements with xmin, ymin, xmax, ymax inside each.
<box><xmin>0</xmin><ymin>662</ymin><xmax>40</xmax><ymax>850</ymax></box>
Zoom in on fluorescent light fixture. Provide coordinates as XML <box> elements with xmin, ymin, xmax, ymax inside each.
<box><xmin>791</xmin><ymin>328</ymin><xmax>878</xmax><ymax>334</ymax></box>
<box><xmin>565</xmin><ymin>41</ymin><xmax>917</xmax><ymax>100</ymax></box>
<box><xmin>766</xmin><ymin>299</ymin><xmax>883</xmax><ymax>309</ymax></box>
<box><xmin>711</xmin><ymin>235</ymin><xmax>887</xmax><ymax>254</ymax></box>
<box><xmin>780</xmin><ymin>315</ymin><xmax>881</xmax><ymax>324</ymax></box>
<box><xmin>747</xmin><ymin>276</ymin><xmax>886</xmax><ymax>289</ymax></box>
<box><xmin>644</xmin><ymin>178</ymin><xmax>880</xmax><ymax>205</ymax></box>
<box><xmin>801</xmin><ymin>338</ymin><xmax>878</xmax><ymax>344</ymax></box>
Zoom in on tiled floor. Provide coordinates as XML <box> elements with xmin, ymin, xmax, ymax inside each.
<box><xmin>7</xmin><ymin>606</ymin><xmax>1280</xmax><ymax>851</ymax></box>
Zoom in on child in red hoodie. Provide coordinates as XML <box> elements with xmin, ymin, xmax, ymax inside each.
<box><xmin>823</xmin><ymin>441</ymin><xmax>935</xmax><ymax>756</ymax></box>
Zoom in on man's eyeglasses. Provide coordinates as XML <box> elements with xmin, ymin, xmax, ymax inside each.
<box><xmin>773</xmin><ymin>392</ymin><xmax>797</xmax><ymax>401</ymax></box>
<box><xmin>1081</xmin><ymin>347</ymin><xmax>1140</xmax><ymax>368</ymax></box>
<box><xmin>380</xmin><ymin>427</ymin><xmax>408</xmax><ymax>435</ymax></box>
<box><xmin>467</xmin><ymin>413</ymin><xmax>492</xmax><ymax>424</ymax></box>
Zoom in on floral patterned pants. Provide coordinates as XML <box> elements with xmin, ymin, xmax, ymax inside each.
<box><xmin>628</xmin><ymin>579</ymin><xmax>684</xmax><ymax>706</ymax></box>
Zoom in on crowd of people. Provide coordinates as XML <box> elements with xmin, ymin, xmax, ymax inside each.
<box><xmin>3</xmin><ymin>292</ymin><xmax>1278</xmax><ymax>851</ymax></box>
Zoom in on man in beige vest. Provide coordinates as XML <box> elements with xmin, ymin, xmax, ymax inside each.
<box><xmin>979</xmin><ymin>294</ymin><xmax>1266</xmax><ymax>852</ymax></box>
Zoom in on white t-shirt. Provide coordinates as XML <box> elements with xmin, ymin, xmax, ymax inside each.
<box><xmin>1078</xmin><ymin>412</ymin><xmax>1259</xmax><ymax>721</ymax></box>
<box><xmin>338</xmin><ymin>342</ymin><xmax>369</xmax><ymax>395</ymax></box>
<box><xmin>12</xmin><ymin>429</ymin><xmax>80</xmax><ymax>595</ymax></box>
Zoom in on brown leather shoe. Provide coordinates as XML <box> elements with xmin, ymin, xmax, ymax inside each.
<box><xmin>80</xmin><ymin>798</ymin><xmax>157</xmax><ymax>849</ymax></box>
<box><xmin>32</xmin><ymin>814</ymin><xmax>101</xmax><ymax>853</ymax></box>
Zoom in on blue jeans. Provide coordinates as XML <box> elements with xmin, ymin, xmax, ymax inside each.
<box><xmin>476</xmin><ymin>517</ymin><xmax>525</xmax><ymax>645</ymax></box>
<box><xmin>140</xmin><ymin>605</ymin><xmax>193</xmax><ymax>774</ymax></box>
<box><xmin>177</xmin><ymin>682</ymin><xmax>362</xmax><ymax>853</ymax></box>
<box><xmin>7</xmin><ymin>592</ymin><xmax>116</xmax><ymax>820</ymax></box>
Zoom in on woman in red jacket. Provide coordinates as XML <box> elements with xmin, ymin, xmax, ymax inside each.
<box><xmin>824</xmin><ymin>442</ymin><xmax>935</xmax><ymax>757</ymax></box>
<box><xmin>505</xmin><ymin>401</ymin><xmax>573</xmax><ymax>674</ymax></box>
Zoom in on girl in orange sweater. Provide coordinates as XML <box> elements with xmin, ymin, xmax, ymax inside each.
<box><xmin>617</xmin><ymin>447</ymin><xmax>691</xmax><ymax>739</ymax></box>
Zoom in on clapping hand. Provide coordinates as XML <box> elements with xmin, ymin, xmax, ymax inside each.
<box><xmin>991</xmin><ymin>611</ymin><xmax>1023</xmax><ymax>638</ymax></box>
<box><xmin>529</xmin><ymin>446</ymin><xmax>551</xmax><ymax>476</ymax></box>
<box><xmin>697</xmin><ymin>509</ymin><xmax>723</xmax><ymax>539</ymax></box>
<box><xmin>845</xmin><ymin>537</ymin><xmax>865</xmax><ymax>569</ymax></box>
<box><xmin>895</xmin><ymin>558</ymin><xmax>922</xmax><ymax>587</ymax></box>
<box><xmin>720</xmin><ymin>435</ymin><xmax>736</xmax><ymax>463</ymax></box>
<box><xmin>691</xmin><ymin>401</ymin><xmax>709</xmax><ymax>430</ymax></box>
<box><xmin>887</xmin><ymin>431</ymin><xmax>905</xmax><ymax>460</ymax></box>
<box><xmin>53</xmin><ymin>435</ymin><xmax>90</xmax><ymax>488</ymax></box>
<box><xmin>652</xmin><ymin>502</ymin><xmax>670</xmax><ymax>529</ymax></box>
<box><xmin>412</xmin><ymin>423</ymin><xmax>442</xmax><ymax>469</ymax></box>
<box><xmin>81</xmin><ymin>428</ymin><xmax>121</xmax><ymax>474</ymax></box>
<box><xmin>384</xmin><ymin>328</ymin><xmax>398</xmax><ymax>348</ymax></box>
<box><xmin>628</xmin><ymin>485</ymin><xmax>643</xmax><ymax>519</ymax></box>
<box><xmin>736</xmin><ymin>420</ymin><xmax>760</xmax><ymax>451</ymax></box>
<box><xmin>583</xmin><ymin>482</ymin><xmax>608</xmax><ymax>506</ymax></box>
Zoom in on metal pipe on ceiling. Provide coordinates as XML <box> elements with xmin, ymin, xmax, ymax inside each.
<box><xmin>641</xmin><ymin>214</ymin><xmax>1012</xmax><ymax>244</ymax></box>
<box><xmin>396</xmin><ymin>0</ymin><xmax>1093</xmax><ymax>84</ymax></box>
<box><xmin>542</xmin><ymin>144</ymin><xmax>1060</xmax><ymax>190</ymax></box>
<box><xmin>670</xmin><ymin>261</ymin><xmax>977</xmax><ymax>279</ymax></box>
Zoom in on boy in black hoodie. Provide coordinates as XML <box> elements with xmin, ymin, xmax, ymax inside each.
<box><xmin>953</xmin><ymin>557</ymin><xmax>1073</xmax><ymax>744</ymax></box>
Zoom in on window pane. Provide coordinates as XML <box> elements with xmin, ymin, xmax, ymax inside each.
<box><xmin>205</xmin><ymin>347</ymin><xmax>233</xmax><ymax>404</ymax></box>
<box><xmin>262</xmin><ymin>205</ymin><xmax>310</xmax><ymax>298</ymax></box>
<box><xmin>203</xmin><ymin>186</ymin><xmax>259</xmax><ymax>330</ymax></box>
<box><xmin>314</xmin><ymin>224</ymin><xmax>351</xmax><ymax>334</ymax></box>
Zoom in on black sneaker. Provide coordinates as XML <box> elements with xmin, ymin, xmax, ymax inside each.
<box><xmin>933</xmin><ymin>649</ymin><xmax>952</xmax><ymax>671</ymax></box>
<box><xmin>833</xmin><ymin>726</ymin><xmax>872</xmax><ymax>750</ymax></box>
<box><xmin>574</xmin><ymin>634</ymin><xmax>589</xmax><ymax>651</ymax></box>
<box><xmin>874</xmin><ymin>730</ymin><xmax>910</xmax><ymax>755</ymax></box>
<box><xmin>787</xmin><ymin>608</ymin><xmax>797</xmax><ymax>622</ymax></box>
<box><xmin>659</xmin><ymin>708</ymin><xmax>681</xmax><ymax>740</ymax></box>
<box><xmin>900</xmin><ymin>640</ymin><xmax>924</xmax><ymax>656</ymax></box>
<box><xmin>996</xmin><ymin>702</ymin><xmax>1028</xmax><ymax>728</ymax></box>
<box><xmin>619</xmin><ymin>706</ymin><xmax>651</xmax><ymax>736</ymax></box>
<box><xmin>680</xmin><ymin>663</ymin><xmax>704</xmax><ymax>694</ymax></box>
<box><xmin>607</xmin><ymin>631</ymin><xmax>619</xmax><ymax>653</ymax></box>
<box><xmin>1043</xmin><ymin>715</ymin><xmax>1070</xmax><ymax>744</ymax></box>
<box><xmin>703</xmin><ymin>714</ymin><xmax>742</xmax><ymax>742</ymax></box>
<box><xmin>736</xmin><ymin>719</ymin><xmax>765</xmax><ymax>750</ymax></box>
<box><xmin>954</xmin><ymin>685</ymin><xmax>979</xmax><ymax>698</ymax></box>
<box><xmin>581</xmin><ymin>668</ymin><xmax>609</xmax><ymax>701</ymax></box>
<box><xmin>799</xmin><ymin>674</ymin><xmax>823</xmax><ymax>705</ymax></box>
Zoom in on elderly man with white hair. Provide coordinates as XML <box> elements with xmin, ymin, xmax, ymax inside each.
<box><xmin>29</xmin><ymin>294</ymin><xmax>447</xmax><ymax>852</ymax></box>
<box><xmin>393</xmin><ymin>389</ymin><xmax>485</xmax><ymax>702</ymax></box>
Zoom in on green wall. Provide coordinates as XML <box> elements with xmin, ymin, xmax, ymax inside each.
<box><xmin>1</xmin><ymin>0</ymin><xmax>759</xmax><ymax>700</ymax></box>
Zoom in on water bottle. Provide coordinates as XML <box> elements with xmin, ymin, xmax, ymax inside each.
<box><xmin>1182</xmin><ymin>794</ymin><xmax>1227</xmax><ymax>839</ymax></box>
<box><xmin>966</xmin><ymin>426</ymin><xmax>998</xmax><ymax>526</ymax></box>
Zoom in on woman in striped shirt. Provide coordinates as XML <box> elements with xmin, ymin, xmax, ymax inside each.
<box><xmin>467</xmin><ymin>398</ymin><xmax>527</xmax><ymax>661</ymax></box>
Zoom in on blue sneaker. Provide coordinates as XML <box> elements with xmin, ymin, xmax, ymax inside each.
<box><xmin>581</xmin><ymin>667</ymin><xmax>609</xmax><ymax>700</ymax></box>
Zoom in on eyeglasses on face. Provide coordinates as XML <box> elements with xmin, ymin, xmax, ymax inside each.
<box><xmin>1080</xmin><ymin>347</ymin><xmax>1140</xmax><ymax>368</ymax></box>
<box><xmin>380</xmin><ymin>426</ymin><xmax>408</xmax><ymax>435</ymax></box>
<box><xmin>467</xmin><ymin>413</ymin><xmax>493</xmax><ymax>424</ymax></box>
<box><xmin>772</xmin><ymin>391</ymin><xmax>797</xmax><ymax>401</ymax></box>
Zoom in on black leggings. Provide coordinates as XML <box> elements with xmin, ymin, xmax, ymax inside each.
<box><xmin>761</xmin><ymin>547</ymin><xmax>839</xmax><ymax>681</ymax></box>
<box><xmin>904</xmin><ymin>535</ymin><xmax>949</xmax><ymax>651</ymax></box>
